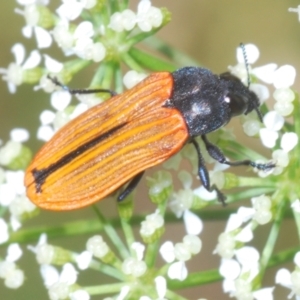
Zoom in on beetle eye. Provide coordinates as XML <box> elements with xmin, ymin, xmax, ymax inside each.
<box><xmin>227</xmin><ymin>93</ymin><xmax>247</xmax><ymax>117</ymax></box>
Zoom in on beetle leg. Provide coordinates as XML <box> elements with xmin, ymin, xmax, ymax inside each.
<box><xmin>201</xmin><ymin>135</ymin><xmax>275</xmax><ymax>171</ymax></box>
<box><xmin>47</xmin><ymin>75</ymin><xmax>117</xmax><ymax>96</ymax></box>
<box><xmin>191</xmin><ymin>139</ymin><xmax>226</xmax><ymax>206</ymax></box>
<box><xmin>117</xmin><ymin>171</ymin><xmax>145</xmax><ymax>202</ymax></box>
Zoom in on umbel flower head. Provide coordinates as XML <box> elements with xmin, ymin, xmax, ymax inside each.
<box><xmin>0</xmin><ymin>1</ymin><xmax>300</xmax><ymax>300</ymax></box>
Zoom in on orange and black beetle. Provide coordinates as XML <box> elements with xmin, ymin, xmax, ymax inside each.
<box><xmin>25</xmin><ymin>67</ymin><xmax>273</xmax><ymax>211</ymax></box>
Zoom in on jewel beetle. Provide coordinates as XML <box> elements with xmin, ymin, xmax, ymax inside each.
<box><xmin>25</xmin><ymin>66</ymin><xmax>273</xmax><ymax>211</ymax></box>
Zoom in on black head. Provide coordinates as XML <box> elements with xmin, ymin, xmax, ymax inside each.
<box><xmin>219</xmin><ymin>72</ymin><xmax>262</xmax><ymax>121</ymax></box>
<box><xmin>168</xmin><ymin>66</ymin><xmax>261</xmax><ymax>137</ymax></box>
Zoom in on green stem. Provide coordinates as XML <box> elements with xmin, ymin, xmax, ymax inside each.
<box><xmin>167</xmin><ymin>269</ymin><xmax>221</xmax><ymax>289</ymax></box>
<box><xmin>237</xmin><ymin>176</ymin><xmax>276</xmax><ymax>188</ymax></box>
<box><xmin>219</xmin><ymin>187</ymin><xmax>277</xmax><ymax>205</ymax></box>
<box><xmin>120</xmin><ymin>218</ymin><xmax>135</xmax><ymax>256</ymax></box>
<box><xmin>63</xmin><ymin>59</ymin><xmax>91</xmax><ymax>76</ymax></box>
<box><xmin>88</xmin><ymin>259</ymin><xmax>125</xmax><ymax>281</ymax></box>
<box><xmin>90</xmin><ymin>63</ymin><xmax>109</xmax><ymax>87</ymax></box>
<box><xmin>4</xmin><ymin>205</ymin><xmax>294</xmax><ymax>247</ymax></box>
<box><xmin>92</xmin><ymin>205</ymin><xmax>129</xmax><ymax>260</ymax></box>
<box><xmin>144</xmin><ymin>200</ymin><xmax>169</xmax><ymax>268</ymax></box>
<box><xmin>144</xmin><ymin>36</ymin><xmax>201</xmax><ymax>67</ymax></box>
<box><xmin>219</xmin><ymin>139</ymin><xmax>270</xmax><ymax>161</ymax></box>
<box><xmin>84</xmin><ymin>282</ymin><xmax>126</xmax><ymax>295</ymax></box>
<box><xmin>121</xmin><ymin>52</ymin><xmax>145</xmax><ymax>72</ymax></box>
<box><xmin>259</xmin><ymin>196</ymin><xmax>287</xmax><ymax>281</ymax></box>
<box><xmin>128</xmin><ymin>47</ymin><xmax>177</xmax><ymax>72</ymax></box>
<box><xmin>100</xmin><ymin>62</ymin><xmax>115</xmax><ymax>89</ymax></box>
<box><xmin>114</xmin><ymin>63</ymin><xmax>124</xmax><ymax>93</ymax></box>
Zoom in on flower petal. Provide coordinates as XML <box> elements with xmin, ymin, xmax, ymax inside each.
<box><xmin>237</xmin><ymin>44</ymin><xmax>259</xmax><ymax>64</ymax></box>
<box><xmin>11</xmin><ymin>44</ymin><xmax>25</xmax><ymax>65</ymax></box>
<box><xmin>183</xmin><ymin>210</ymin><xmax>203</xmax><ymax>235</ymax></box>
<box><xmin>34</xmin><ymin>26</ymin><xmax>52</xmax><ymax>48</ymax></box>
<box><xmin>22</xmin><ymin>50</ymin><xmax>41</xmax><ymax>69</ymax></box>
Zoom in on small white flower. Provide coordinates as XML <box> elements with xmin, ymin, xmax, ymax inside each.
<box><xmin>193</xmin><ymin>185</ymin><xmax>217</xmax><ymax>201</ymax></box>
<box><xmin>183</xmin><ymin>210</ymin><xmax>203</xmax><ymax>235</ymax></box>
<box><xmin>0</xmin><ymin>43</ymin><xmax>41</xmax><ymax>93</ymax></box>
<box><xmin>47</xmin><ymin>263</ymin><xmax>78</xmax><ymax>300</ymax></box>
<box><xmin>136</xmin><ymin>0</ymin><xmax>163</xmax><ymax>32</ymax></box>
<box><xmin>122</xmin><ymin>257</ymin><xmax>147</xmax><ymax>277</ymax></box>
<box><xmin>44</xmin><ymin>55</ymin><xmax>63</xmax><ymax>73</ymax></box>
<box><xmin>291</xmin><ymin>199</ymin><xmax>300</xmax><ymax>213</ymax></box>
<box><xmin>52</xmin><ymin>21</ymin><xmax>74</xmax><ymax>53</ymax></box>
<box><xmin>276</xmin><ymin>265</ymin><xmax>300</xmax><ymax>299</ymax></box>
<box><xmin>0</xmin><ymin>141</ymin><xmax>22</xmax><ymax>167</ymax></box>
<box><xmin>159</xmin><ymin>241</ymin><xmax>175</xmax><ymax>263</ymax></box>
<box><xmin>273</xmin><ymin>65</ymin><xmax>296</xmax><ymax>89</ymax></box>
<box><xmin>251</xmin><ymin>194</ymin><xmax>272</xmax><ymax>225</ymax></box>
<box><xmin>155</xmin><ymin>276</ymin><xmax>167</xmax><ymax>299</ymax></box>
<box><xmin>15</xmin><ymin>4</ymin><xmax>52</xmax><ymax>48</ymax></box>
<box><xmin>140</xmin><ymin>210</ymin><xmax>164</xmax><ymax>237</ymax></box>
<box><xmin>109</xmin><ymin>9</ymin><xmax>136</xmax><ymax>32</ymax></box>
<box><xmin>37</xmin><ymin>125</ymin><xmax>55</xmax><ymax>141</ymax></box>
<box><xmin>10</xmin><ymin>128</ymin><xmax>29</xmax><ymax>143</ymax></box>
<box><xmin>252</xmin><ymin>287</ymin><xmax>274</xmax><ymax>300</ymax></box>
<box><xmin>0</xmin><ymin>171</ymin><xmax>25</xmax><ymax>208</ymax></box>
<box><xmin>6</xmin><ymin>243</ymin><xmax>23</xmax><ymax>262</ymax></box>
<box><xmin>75</xmin><ymin>251</ymin><xmax>92</xmax><ymax>270</ymax></box>
<box><xmin>70</xmin><ymin>289</ymin><xmax>90</xmax><ymax>300</ymax></box>
<box><xmin>86</xmin><ymin>235</ymin><xmax>109</xmax><ymax>259</ymax></box>
<box><xmin>167</xmin><ymin>261</ymin><xmax>187</xmax><ymax>281</ymax></box>
<box><xmin>252</xmin><ymin>63</ymin><xmax>277</xmax><ymax>84</ymax></box>
<box><xmin>281</xmin><ymin>132</ymin><xmax>298</xmax><ymax>152</ymax></box>
<box><xmin>182</xmin><ymin>234</ymin><xmax>202</xmax><ymax>255</ymax></box>
<box><xmin>0</xmin><ymin>218</ymin><xmax>9</xmax><ymax>244</ymax></box>
<box><xmin>250</xmin><ymin>83</ymin><xmax>270</xmax><ymax>104</ymax></box>
<box><xmin>40</xmin><ymin>110</ymin><xmax>56</xmax><ymax>125</ymax></box>
<box><xmin>56</xmin><ymin>0</ymin><xmax>85</xmax><ymax>20</ymax></box>
<box><xmin>289</xmin><ymin>6</ymin><xmax>300</xmax><ymax>21</ymax></box>
<box><xmin>9</xmin><ymin>194</ymin><xmax>36</xmax><ymax>219</ymax></box>
<box><xmin>237</xmin><ymin>44</ymin><xmax>259</xmax><ymax>64</ymax></box>
<box><xmin>123</xmin><ymin>70</ymin><xmax>147</xmax><ymax>89</ymax></box>
<box><xmin>131</xmin><ymin>242</ymin><xmax>145</xmax><ymax>261</ymax></box>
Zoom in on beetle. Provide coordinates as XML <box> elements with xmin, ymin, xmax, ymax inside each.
<box><xmin>24</xmin><ymin>66</ymin><xmax>273</xmax><ymax>211</ymax></box>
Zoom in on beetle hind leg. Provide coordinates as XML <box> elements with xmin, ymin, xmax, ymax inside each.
<box><xmin>117</xmin><ymin>171</ymin><xmax>145</xmax><ymax>202</ymax></box>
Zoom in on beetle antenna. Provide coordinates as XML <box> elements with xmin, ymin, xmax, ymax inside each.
<box><xmin>240</xmin><ymin>43</ymin><xmax>263</xmax><ymax>122</ymax></box>
<box><xmin>239</xmin><ymin>43</ymin><xmax>251</xmax><ymax>88</ymax></box>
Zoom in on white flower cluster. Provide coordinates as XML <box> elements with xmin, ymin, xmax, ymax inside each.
<box><xmin>28</xmin><ymin>234</ymin><xmax>91</xmax><ymax>300</ymax></box>
<box><xmin>276</xmin><ymin>251</ymin><xmax>300</xmax><ymax>299</ymax></box>
<box><xmin>0</xmin><ymin>128</ymin><xmax>36</xmax><ymax>252</ymax></box>
<box><xmin>214</xmin><ymin>194</ymin><xmax>277</xmax><ymax>299</ymax></box>
<box><xmin>0</xmin><ymin>0</ymin><xmax>164</xmax><ymax>143</ymax></box>
<box><xmin>160</xmin><ymin>234</ymin><xmax>202</xmax><ymax>281</ymax></box>
<box><xmin>231</xmin><ymin>44</ymin><xmax>298</xmax><ymax>177</ymax></box>
<box><xmin>0</xmin><ymin>244</ymin><xmax>24</xmax><ymax>289</ymax></box>
<box><xmin>109</xmin><ymin>0</ymin><xmax>163</xmax><ymax>33</ymax></box>
<box><xmin>140</xmin><ymin>209</ymin><xmax>164</xmax><ymax>238</ymax></box>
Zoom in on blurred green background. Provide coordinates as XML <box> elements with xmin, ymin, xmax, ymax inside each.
<box><xmin>1</xmin><ymin>1</ymin><xmax>300</xmax><ymax>299</ymax></box>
